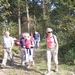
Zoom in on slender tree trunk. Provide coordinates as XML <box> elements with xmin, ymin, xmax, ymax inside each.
<box><xmin>18</xmin><ymin>0</ymin><xmax>21</xmax><ymax>39</ymax></box>
<box><xmin>33</xmin><ymin>0</ymin><xmax>36</xmax><ymax>31</ymax></box>
<box><xmin>34</xmin><ymin>15</ymin><xmax>36</xmax><ymax>31</ymax></box>
<box><xmin>26</xmin><ymin>0</ymin><xmax>30</xmax><ymax>32</ymax></box>
<box><xmin>42</xmin><ymin>0</ymin><xmax>45</xmax><ymax>35</ymax></box>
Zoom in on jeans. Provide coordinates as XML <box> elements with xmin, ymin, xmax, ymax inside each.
<box><xmin>34</xmin><ymin>40</ymin><xmax>39</xmax><ymax>49</ymax></box>
<box><xmin>21</xmin><ymin>48</ymin><xmax>26</xmax><ymax>65</ymax></box>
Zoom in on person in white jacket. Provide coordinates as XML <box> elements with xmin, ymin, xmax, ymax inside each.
<box><xmin>1</xmin><ymin>31</ymin><xmax>14</xmax><ymax>68</ymax></box>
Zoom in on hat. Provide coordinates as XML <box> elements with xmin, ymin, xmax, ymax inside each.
<box><xmin>25</xmin><ymin>33</ymin><xmax>30</xmax><ymax>37</ymax></box>
<box><xmin>46</xmin><ymin>28</ymin><xmax>53</xmax><ymax>33</ymax></box>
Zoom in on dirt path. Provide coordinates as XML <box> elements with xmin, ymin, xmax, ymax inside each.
<box><xmin>0</xmin><ymin>72</ymin><xmax>6</xmax><ymax>75</ymax></box>
<box><xmin>0</xmin><ymin>48</ymin><xmax>74</xmax><ymax>75</ymax></box>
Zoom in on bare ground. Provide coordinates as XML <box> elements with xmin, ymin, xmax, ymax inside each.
<box><xmin>0</xmin><ymin>48</ymin><xmax>74</xmax><ymax>75</ymax></box>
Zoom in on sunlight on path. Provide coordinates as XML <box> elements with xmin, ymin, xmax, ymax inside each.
<box><xmin>0</xmin><ymin>72</ymin><xmax>6</xmax><ymax>75</ymax></box>
<box><xmin>0</xmin><ymin>47</ymin><xmax>74</xmax><ymax>75</ymax></box>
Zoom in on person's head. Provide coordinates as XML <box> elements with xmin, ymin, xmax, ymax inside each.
<box><xmin>46</xmin><ymin>28</ymin><xmax>53</xmax><ymax>36</ymax></box>
<box><xmin>35</xmin><ymin>31</ymin><xmax>38</xmax><ymax>34</ymax></box>
<box><xmin>25</xmin><ymin>33</ymin><xmax>30</xmax><ymax>40</ymax></box>
<box><xmin>5</xmin><ymin>31</ymin><xmax>10</xmax><ymax>37</ymax></box>
<box><xmin>21</xmin><ymin>33</ymin><xmax>25</xmax><ymax>37</ymax></box>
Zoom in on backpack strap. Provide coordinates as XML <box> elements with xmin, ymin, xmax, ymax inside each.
<box><xmin>46</xmin><ymin>34</ymin><xmax>56</xmax><ymax>44</ymax></box>
<box><xmin>53</xmin><ymin>34</ymin><xmax>56</xmax><ymax>44</ymax></box>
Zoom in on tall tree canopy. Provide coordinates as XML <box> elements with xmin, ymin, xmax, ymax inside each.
<box><xmin>0</xmin><ymin>1</ymin><xmax>75</xmax><ymax>62</ymax></box>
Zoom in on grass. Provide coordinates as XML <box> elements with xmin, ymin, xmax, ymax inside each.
<box><xmin>0</xmin><ymin>43</ymin><xmax>75</xmax><ymax>75</ymax></box>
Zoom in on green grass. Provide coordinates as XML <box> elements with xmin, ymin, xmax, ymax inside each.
<box><xmin>12</xmin><ymin>46</ymin><xmax>20</xmax><ymax>54</ymax></box>
<box><xmin>0</xmin><ymin>43</ymin><xmax>75</xmax><ymax>75</ymax></box>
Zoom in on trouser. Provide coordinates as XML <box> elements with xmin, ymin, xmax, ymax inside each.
<box><xmin>37</xmin><ymin>41</ymin><xmax>40</xmax><ymax>47</ymax></box>
<box><xmin>21</xmin><ymin>48</ymin><xmax>26</xmax><ymax>64</ymax></box>
<box><xmin>25</xmin><ymin>48</ymin><xmax>33</xmax><ymax>63</ymax></box>
<box><xmin>46</xmin><ymin>48</ymin><xmax>58</xmax><ymax>72</ymax></box>
<box><xmin>2</xmin><ymin>48</ymin><xmax>14</xmax><ymax>66</ymax></box>
<box><xmin>31</xmin><ymin>48</ymin><xmax>34</xmax><ymax>57</ymax></box>
<box><xmin>34</xmin><ymin>40</ymin><xmax>39</xmax><ymax>49</ymax></box>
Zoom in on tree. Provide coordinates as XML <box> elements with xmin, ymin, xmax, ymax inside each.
<box><xmin>25</xmin><ymin>0</ymin><xmax>30</xmax><ymax>32</ymax></box>
<box><xmin>18</xmin><ymin>0</ymin><xmax>21</xmax><ymax>39</ymax></box>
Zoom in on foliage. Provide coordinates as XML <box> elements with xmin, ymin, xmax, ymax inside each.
<box><xmin>12</xmin><ymin>46</ymin><xmax>19</xmax><ymax>54</ymax></box>
<box><xmin>0</xmin><ymin>0</ymin><xmax>75</xmax><ymax>63</ymax></box>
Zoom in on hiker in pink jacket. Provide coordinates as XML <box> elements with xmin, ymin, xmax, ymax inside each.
<box><xmin>45</xmin><ymin>28</ymin><xmax>59</xmax><ymax>75</ymax></box>
<box><xmin>25</xmin><ymin>33</ymin><xmax>34</xmax><ymax>68</ymax></box>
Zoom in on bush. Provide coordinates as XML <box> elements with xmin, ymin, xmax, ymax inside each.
<box><xmin>59</xmin><ymin>34</ymin><xmax>75</xmax><ymax>63</ymax></box>
<box><xmin>64</xmin><ymin>49</ymin><xmax>75</xmax><ymax>62</ymax></box>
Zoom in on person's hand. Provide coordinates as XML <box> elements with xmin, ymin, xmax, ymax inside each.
<box><xmin>29</xmin><ymin>45</ymin><xmax>33</xmax><ymax>47</ymax></box>
<box><xmin>23</xmin><ymin>46</ymin><xmax>25</xmax><ymax>48</ymax></box>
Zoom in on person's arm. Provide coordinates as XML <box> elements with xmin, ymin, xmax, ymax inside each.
<box><xmin>38</xmin><ymin>34</ymin><xmax>40</xmax><ymax>42</ymax></box>
<box><xmin>23</xmin><ymin>40</ymin><xmax>25</xmax><ymax>48</ymax></box>
<box><xmin>10</xmin><ymin>37</ymin><xmax>14</xmax><ymax>49</ymax></box>
<box><xmin>54</xmin><ymin>35</ymin><xmax>59</xmax><ymax>53</ymax></box>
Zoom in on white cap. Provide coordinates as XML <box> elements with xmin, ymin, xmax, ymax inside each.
<box><xmin>46</xmin><ymin>28</ymin><xmax>53</xmax><ymax>33</ymax></box>
<box><xmin>25</xmin><ymin>33</ymin><xmax>30</xmax><ymax>37</ymax></box>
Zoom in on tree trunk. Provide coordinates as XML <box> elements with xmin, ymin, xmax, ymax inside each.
<box><xmin>42</xmin><ymin>0</ymin><xmax>45</xmax><ymax>35</ymax></box>
<box><xmin>33</xmin><ymin>0</ymin><xmax>36</xmax><ymax>31</ymax></box>
<box><xmin>18</xmin><ymin>0</ymin><xmax>21</xmax><ymax>39</ymax></box>
<box><xmin>26</xmin><ymin>0</ymin><xmax>30</xmax><ymax>32</ymax></box>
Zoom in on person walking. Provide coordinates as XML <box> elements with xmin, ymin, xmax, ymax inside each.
<box><xmin>1</xmin><ymin>31</ymin><xmax>14</xmax><ymax>68</ymax></box>
<box><xmin>25</xmin><ymin>33</ymin><xmax>34</xmax><ymax>68</ymax></box>
<box><xmin>45</xmin><ymin>28</ymin><xmax>59</xmax><ymax>75</ymax></box>
<box><xmin>33</xmin><ymin>31</ymin><xmax>40</xmax><ymax>49</ymax></box>
<box><xmin>20</xmin><ymin>33</ymin><xmax>26</xmax><ymax>66</ymax></box>
<box><xmin>30</xmin><ymin>32</ymin><xmax>34</xmax><ymax>57</ymax></box>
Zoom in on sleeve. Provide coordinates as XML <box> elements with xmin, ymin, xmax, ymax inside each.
<box><xmin>10</xmin><ymin>37</ymin><xmax>14</xmax><ymax>45</ymax></box>
<box><xmin>23</xmin><ymin>39</ymin><xmax>25</xmax><ymax>47</ymax></box>
<box><xmin>38</xmin><ymin>34</ymin><xmax>40</xmax><ymax>42</ymax></box>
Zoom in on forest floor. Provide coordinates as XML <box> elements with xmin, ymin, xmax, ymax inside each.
<box><xmin>0</xmin><ymin>45</ymin><xmax>75</xmax><ymax>75</ymax></box>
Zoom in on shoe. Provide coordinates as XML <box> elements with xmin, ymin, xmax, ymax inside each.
<box><xmin>1</xmin><ymin>64</ymin><xmax>6</xmax><ymax>68</ymax></box>
<box><xmin>27</xmin><ymin>65</ymin><xmax>30</xmax><ymax>68</ymax></box>
<box><xmin>26</xmin><ymin>64</ymin><xmax>30</xmax><ymax>69</ymax></box>
<box><xmin>21</xmin><ymin>62</ymin><xmax>25</xmax><ymax>66</ymax></box>
<box><xmin>55</xmin><ymin>68</ymin><xmax>58</xmax><ymax>72</ymax></box>
<box><xmin>31</xmin><ymin>61</ymin><xmax>35</xmax><ymax>66</ymax></box>
<box><xmin>45</xmin><ymin>71</ymin><xmax>50</xmax><ymax>75</ymax></box>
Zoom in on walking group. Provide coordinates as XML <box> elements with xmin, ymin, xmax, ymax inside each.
<box><xmin>0</xmin><ymin>28</ymin><xmax>59</xmax><ymax>75</ymax></box>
